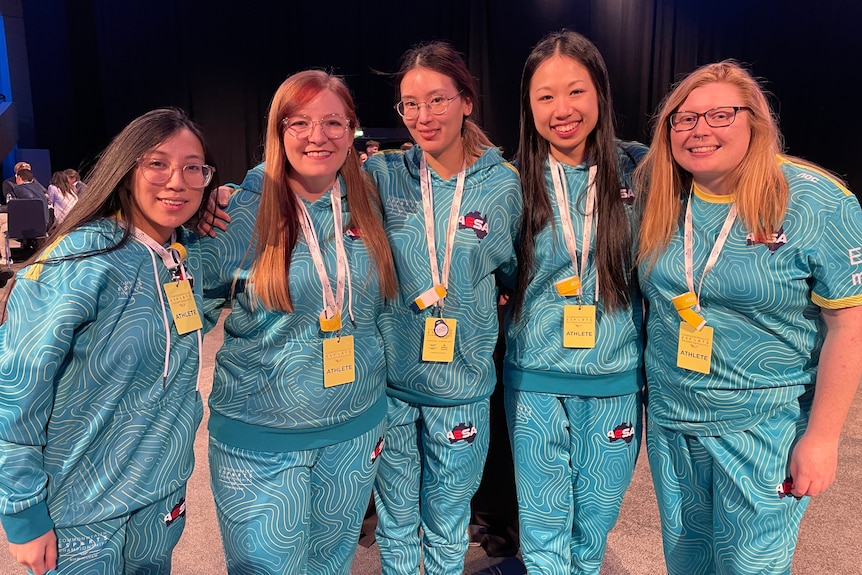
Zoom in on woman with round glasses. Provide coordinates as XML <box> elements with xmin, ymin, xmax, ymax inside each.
<box><xmin>635</xmin><ymin>60</ymin><xmax>862</xmax><ymax>575</ymax></box>
<box><xmin>503</xmin><ymin>30</ymin><xmax>647</xmax><ymax>575</ymax></box>
<box><xmin>198</xmin><ymin>70</ymin><xmax>396</xmax><ymax>575</ymax></box>
<box><xmin>362</xmin><ymin>41</ymin><xmax>521</xmax><ymax>575</ymax></box>
<box><xmin>0</xmin><ymin>108</ymin><xmax>216</xmax><ymax>575</ymax></box>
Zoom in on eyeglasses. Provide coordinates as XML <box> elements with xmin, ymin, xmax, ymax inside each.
<box><xmin>137</xmin><ymin>157</ymin><xmax>215</xmax><ymax>189</ymax></box>
<box><xmin>282</xmin><ymin>114</ymin><xmax>352</xmax><ymax>140</ymax></box>
<box><xmin>395</xmin><ymin>92</ymin><xmax>462</xmax><ymax>120</ymax></box>
<box><xmin>669</xmin><ymin>106</ymin><xmax>752</xmax><ymax>132</ymax></box>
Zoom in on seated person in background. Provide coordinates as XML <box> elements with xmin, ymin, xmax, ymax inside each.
<box><xmin>365</xmin><ymin>139</ymin><xmax>380</xmax><ymax>155</ymax></box>
<box><xmin>47</xmin><ymin>171</ymin><xmax>80</xmax><ymax>226</ymax></box>
<box><xmin>64</xmin><ymin>168</ymin><xmax>87</xmax><ymax>194</ymax></box>
<box><xmin>9</xmin><ymin>168</ymin><xmax>50</xmax><ymax>224</ymax></box>
<box><xmin>1</xmin><ymin>162</ymin><xmax>32</xmax><ymax>209</ymax></box>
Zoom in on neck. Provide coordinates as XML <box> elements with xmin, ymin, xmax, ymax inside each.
<box><xmin>693</xmin><ymin>175</ymin><xmax>734</xmax><ymax>197</ymax></box>
<box><xmin>550</xmin><ymin>144</ymin><xmax>586</xmax><ymax>167</ymax></box>
<box><xmin>425</xmin><ymin>143</ymin><xmax>466</xmax><ymax>180</ymax></box>
<box><xmin>289</xmin><ymin>173</ymin><xmax>336</xmax><ymax>202</ymax></box>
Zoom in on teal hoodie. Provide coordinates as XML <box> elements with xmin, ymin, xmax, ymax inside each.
<box><xmin>0</xmin><ymin>221</ymin><xmax>204</xmax><ymax>544</ymax></box>
<box><xmin>364</xmin><ymin>146</ymin><xmax>522</xmax><ymax>406</ymax></box>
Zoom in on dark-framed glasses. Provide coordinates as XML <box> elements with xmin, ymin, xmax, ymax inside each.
<box><xmin>669</xmin><ymin>106</ymin><xmax>752</xmax><ymax>132</ymax></box>
<box><xmin>395</xmin><ymin>92</ymin><xmax>463</xmax><ymax>120</ymax></box>
<box><xmin>282</xmin><ymin>114</ymin><xmax>351</xmax><ymax>140</ymax></box>
<box><xmin>137</xmin><ymin>157</ymin><xmax>215</xmax><ymax>188</ymax></box>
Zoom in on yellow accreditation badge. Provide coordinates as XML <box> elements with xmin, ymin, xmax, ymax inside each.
<box><xmin>422</xmin><ymin>317</ymin><xmax>457</xmax><ymax>363</ymax></box>
<box><xmin>163</xmin><ymin>280</ymin><xmax>203</xmax><ymax>335</ymax></box>
<box><xmin>323</xmin><ymin>335</ymin><xmax>355</xmax><ymax>387</ymax></box>
<box><xmin>555</xmin><ymin>275</ymin><xmax>581</xmax><ymax>297</ymax></box>
<box><xmin>563</xmin><ymin>304</ymin><xmax>596</xmax><ymax>348</ymax></box>
<box><xmin>677</xmin><ymin>322</ymin><xmax>714</xmax><ymax>374</ymax></box>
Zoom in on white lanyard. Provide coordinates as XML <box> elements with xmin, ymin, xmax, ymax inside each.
<box><xmin>296</xmin><ymin>180</ymin><xmax>354</xmax><ymax>325</ymax></box>
<box><xmin>683</xmin><ymin>188</ymin><xmax>737</xmax><ymax>312</ymax></box>
<box><xmin>549</xmin><ymin>156</ymin><xmax>598</xmax><ymax>303</ymax></box>
<box><xmin>130</xmin><ymin>227</ymin><xmax>184</xmax><ymax>275</ymax></box>
<box><xmin>419</xmin><ymin>153</ymin><xmax>466</xmax><ymax>310</ymax></box>
<box><xmin>128</xmin><ymin>225</ymin><xmax>202</xmax><ymax>390</ymax></box>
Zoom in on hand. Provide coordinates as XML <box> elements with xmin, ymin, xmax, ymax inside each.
<box><xmin>788</xmin><ymin>431</ymin><xmax>840</xmax><ymax>497</ymax></box>
<box><xmin>196</xmin><ymin>185</ymin><xmax>232</xmax><ymax>237</ymax></box>
<box><xmin>9</xmin><ymin>529</ymin><xmax>58</xmax><ymax>575</ymax></box>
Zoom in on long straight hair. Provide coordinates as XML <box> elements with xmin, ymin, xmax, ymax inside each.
<box><xmin>2</xmin><ymin>108</ymin><xmax>217</xmax><ymax>316</ymax></box>
<box><xmin>46</xmin><ymin>107</ymin><xmax>216</xmax><ymax>259</ymax></box>
<box><xmin>249</xmin><ymin>70</ymin><xmax>396</xmax><ymax>312</ymax></box>
<box><xmin>636</xmin><ymin>60</ymin><xmax>789</xmax><ymax>269</ymax></box>
<box><xmin>395</xmin><ymin>41</ymin><xmax>494</xmax><ymax>160</ymax></box>
<box><xmin>511</xmin><ymin>30</ymin><xmax>631</xmax><ymax>320</ymax></box>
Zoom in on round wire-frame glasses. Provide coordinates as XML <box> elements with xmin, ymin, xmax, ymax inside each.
<box><xmin>137</xmin><ymin>157</ymin><xmax>215</xmax><ymax>188</ymax></box>
<box><xmin>395</xmin><ymin>92</ymin><xmax>463</xmax><ymax>120</ymax></box>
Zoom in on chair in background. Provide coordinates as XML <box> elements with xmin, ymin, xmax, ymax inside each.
<box><xmin>4</xmin><ymin>198</ymin><xmax>48</xmax><ymax>265</ymax></box>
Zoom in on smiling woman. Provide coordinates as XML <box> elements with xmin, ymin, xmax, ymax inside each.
<box><xmin>362</xmin><ymin>41</ymin><xmax>523</xmax><ymax>575</ymax></box>
<box><xmin>196</xmin><ymin>69</ymin><xmax>397</xmax><ymax>575</ymax></box>
<box><xmin>636</xmin><ymin>60</ymin><xmax>862</xmax><ymax>575</ymax></box>
<box><xmin>0</xmin><ymin>108</ymin><xmax>216</xmax><ymax>575</ymax></box>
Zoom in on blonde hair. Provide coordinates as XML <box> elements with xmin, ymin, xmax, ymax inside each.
<box><xmin>249</xmin><ymin>70</ymin><xmax>396</xmax><ymax>311</ymax></box>
<box><xmin>636</xmin><ymin>60</ymin><xmax>788</xmax><ymax>268</ymax></box>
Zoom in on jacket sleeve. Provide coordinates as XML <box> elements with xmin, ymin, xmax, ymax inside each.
<box><xmin>0</xmin><ymin>270</ymin><xmax>91</xmax><ymax>544</ymax></box>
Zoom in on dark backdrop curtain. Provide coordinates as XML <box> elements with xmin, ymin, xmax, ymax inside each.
<box><xmin>22</xmin><ymin>0</ymin><xmax>862</xmax><ymax>193</ymax></box>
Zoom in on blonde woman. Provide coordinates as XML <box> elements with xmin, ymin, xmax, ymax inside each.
<box><xmin>636</xmin><ymin>61</ymin><xmax>862</xmax><ymax>575</ymax></box>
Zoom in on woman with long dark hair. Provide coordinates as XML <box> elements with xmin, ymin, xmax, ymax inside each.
<box><xmin>0</xmin><ymin>108</ymin><xmax>216</xmax><ymax>575</ymax></box>
<box><xmin>504</xmin><ymin>30</ymin><xmax>646</xmax><ymax>574</ymax></box>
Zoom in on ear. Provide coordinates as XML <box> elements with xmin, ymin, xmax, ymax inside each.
<box><xmin>462</xmin><ymin>96</ymin><xmax>473</xmax><ymax>117</ymax></box>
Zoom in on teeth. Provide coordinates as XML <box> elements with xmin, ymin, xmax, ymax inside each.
<box><xmin>690</xmin><ymin>146</ymin><xmax>718</xmax><ymax>153</ymax></box>
<box><xmin>306</xmin><ymin>151</ymin><xmax>331</xmax><ymax>157</ymax></box>
<box><xmin>554</xmin><ymin>122</ymin><xmax>579</xmax><ymax>133</ymax></box>
<box><xmin>161</xmin><ymin>199</ymin><xmax>184</xmax><ymax>206</ymax></box>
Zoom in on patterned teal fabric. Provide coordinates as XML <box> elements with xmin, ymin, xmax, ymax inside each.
<box><xmin>505</xmin><ymin>389</ymin><xmax>641</xmax><ymax>575</ymax></box>
<box><xmin>0</xmin><ymin>220</ymin><xmax>204</xmax><ymax>548</ymax></box>
<box><xmin>199</xmin><ymin>165</ymin><xmax>390</xmax><ymax>574</ymax></box>
<box><xmin>373</xmin><ymin>397</ymin><xmax>490</xmax><ymax>575</ymax></box>
<box><xmin>50</xmin><ymin>485</ymin><xmax>188</xmax><ymax>574</ymax></box>
<box><xmin>641</xmin><ymin>157</ymin><xmax>862</xmax><ymax>436</ymax></box>
<box><xmin>364</xmin><ymin>146</ymin><xmax>522</xmax><ymax>406</ymax></box>
<box><xmin>647</xmin><ymin>402</ymin><xmax>809</xmax><ymax>575</ymax></box>
<box><xmin>200</xmin><ymin>165</ymin><xmax>388</xmax><ymax>451</ymax></box>
<box><xmin>504</xmin><ymin>143</ymin><xmax>647</xmax><ymax>397</ymax></box>
<box><xmin>209</xmin><ymin>421</ymin><xmax>384</xmax><ymax>575</ymax></box>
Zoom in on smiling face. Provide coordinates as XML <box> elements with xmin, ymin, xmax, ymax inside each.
<box><xmin>670</xmin><ymin>82</ymin><xmax>752</xmax><ymax>195</ymax></box>
<box><xmin>128</xmin><ymin>127</ymin><xmax>206</xmax><ymax>244</ymax></box>
<box><xmin>529</xmin><ymin>54</ymin><xmax>599</xmax><ymax>166</ymax></box>
<box><xmin>283</xmin><ymin>89</ymin><xmax>354</xmax><ymax>200</ymax></box>
<box><xmin>399</xmin><ymin>67</ymin><xmax>472</xmax><ymax>173</ymax></box>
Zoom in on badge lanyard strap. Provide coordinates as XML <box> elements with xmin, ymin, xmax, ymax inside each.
<box><xmin>683</xmin><ymin>188</ymin><xmax>738</xmax><ymax>312</ymax></box>
<box><xmin>129</xmin><ymin>225</ymin><xmax>202</xmax><ymax>390</ymax></box>
<box><xmin>129</xmin><ymin>227</ymin><xmax>187</xmax><ymax>278</ymax></box>
<box><xmin>549</xmin><ymin>157</ymin><xmax>598</xmax><ymax>304</ymax></box>
<box><xmin>296</xmin><ymin>180</ymin><xmax>354</xmax><ymax>328</ymax></box>
<box><xmin>419</xmin><ymin>153</ymin><xmax>466</xmax><ymax>313</ymax></box>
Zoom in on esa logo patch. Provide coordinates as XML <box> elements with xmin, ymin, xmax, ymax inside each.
<box><xmin>370</xmin><ymin>436</ymin><xmax>384</xmax><ymax>463</ymax></box>
<box><xmin>447</xmin><ymin>422</ymin><xmax>478</xmax><ymax>444</ymax></box>
<box><xmin>776</xmin><ymin>477</ymin><xmax>802</xmax><ymax>500</ymax></box>
<box><xmin>164</xmin><ymin>497</ymin><xmax>186</xmax><ymax>526</ymax></box>
<box><xmin>620</xmin><ymin>188</ymin><xmax>635</xmax><ymax>206</ymax></box>
<box><xmin>746</xmin><ymin>226</ymin><xmax>787</xmax><ymax>252</ymax></box>
<box><xmin>458</xmin><ymin>212</ymin><xmax>489</xmax><ymax>241</ymax></box>
<box><xmin>607</xmin><ymin>422</ymin><xmax>635</xmax><ymax>444</ymax></box>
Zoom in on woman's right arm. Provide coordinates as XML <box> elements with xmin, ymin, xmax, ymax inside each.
<box><xmin>0</xmin><ymin>267</ymin><xmax>88</xmax><ymax>571</ymax></box>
